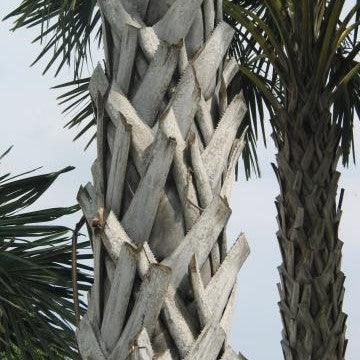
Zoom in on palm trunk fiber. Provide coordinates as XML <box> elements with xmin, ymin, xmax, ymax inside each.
<box><xmin>76</xmin><ymin>1</ymin><xmax>249</xmax><ymax>359</ymax></box>
<box><xmin>274</xmin><ymin>110</ymin><xmax>347</xmax><ymax>360</ymax></box>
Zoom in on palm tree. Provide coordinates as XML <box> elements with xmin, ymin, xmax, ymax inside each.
<box><xmin>8</xmin><ymin>0</ymin><xmax>359</xmax><ymax>359</ymax></box>
<box><xmin>6</xmin><ymin>1</ymin><xmax>252</xmax><ymax>359</ymax></box>
<box><xmin>75</xmin><ymin>1</ymin><xmax>253</xmax><ymax>358</ymax></box>
<box><xmin>0</xmin><ymin>148</ymin><xmax>92</xmax><ymax>359</ymax></box>
<box><xmin>224</xmin><ymin>1</ymin><xmax>360</xmax><ymax>358</ymax></box>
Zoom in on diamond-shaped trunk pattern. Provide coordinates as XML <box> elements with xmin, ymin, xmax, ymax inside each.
<box><xmin>76</xmin><ymin>1</ymin><xmax>249</xmax><ymax>359</ymax></box>
<box><xmin>274</xmin><ymin>110</ymin><xmax>347</xmax><ymax>359</ymax></box>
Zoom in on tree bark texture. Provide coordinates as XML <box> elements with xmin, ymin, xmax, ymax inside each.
<box><xmin>274</xmin><ymin>108</ymin><xmax>347</xmax><ymax>359</ymax></box>
<box><xmin>76</xmin><ymin>1</ymin><xmax>249</xmax><ymax>359</ymax></box>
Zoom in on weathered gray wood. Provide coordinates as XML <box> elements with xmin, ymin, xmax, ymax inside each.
<box><xmin>153</xmin><ymin>0</ymin><xmax>204</xmax><ymax>45</ymax></box>
<box><xmin>202</xmin><ymin>94</ymin><xmax>247</xmax><ymax>188</ymax></box>
<box><xmin>221</xmin><ymin>138</ymin><xmax>246</xmax><ymax>199</ymax></box>
<box><xmin>92</xmin><ymin>160</ymin><xmax>105</xmax><ymax>211</ymax></box>
<box><xmin>205</xmin><ymin>234</ymin><xmax>249</xmax><ymax>321</ymax></box>
<box><xmin>132</xmin><ymin>44</ymin><xmax>178</xmax><ymax>127</ymax></box>
<box><xmin>212</xmin><ymin>59</ymin><xmax>239</xmax><ymax>115</ymax></box>
<box><xmin>95</xmin><ymin>93</ymin><xmax>106</xmax><ymax>211</ymax></box>
<box><xmin>106</xmin><ymin>123</ymin><xmax>131</xmax><ymax>216</ymax></box>
<box><xmin>190</xmin><ymin>132</ymin><xmax>223</xmax><ymax>276</ymax></box>
<box><xmin>179</xmin><ymin>40</ymin><xmax>189</xmax><ymax>74</ymax></box>
<box><xmin>103</xmin><ymin>218</ymin><xmax>159</xmax><ymax>286</ymax></box>
<box><xmin>97</xmin><ymin>90</ymin><xmax>187</xmax><ymax>259</ymax></box>
<box><xmin>136</xmin><ymin>0</ymin><xmax>150</xmax><ymax>19</ymax></box>
<box><xmin>155</xmin><ymin>69</ymin><xmax>202</xmax><ymax>231</ymax></box>
<box><xmin>220</xmin><ymin>227</ymin><xmax>228</xmax><ymax>261</ymax></box>
<box><xmin>149</xmin><ymin>186</ymin><xmax>186</xmax><ymax>259</ymax></box>
<box><xmin>160</xmin><ymin>66</ymin><xmax>200</xmax><ymax>141</ymax></box>
<box><xmin>189</xmin><ymin>256</ymin><xmax>211</xmax><ymax>327</ymax></box>
<box><xmin>146</xmin><ymin>0</ymin><xmax>169</xmax><ymax>25</ymax></box>
<box><xmin>200</xmin><ymin>257</ymin><xmax>213</xmax><ymax>287</ymax></box>
<box><xmin>92</xmin><ymin>234</ymin><xmax>103</xmax><ymax>328</ymax></box>
<box><xmin>89</xmin><ymin>65</ymin><xmax>155</xmax><ymax>173</ymax></box>
<box><xmin>196</xmin><ymin>94</ymin><xmax>215</xmax><ymax>146</ymax></box>
<box><xmin>184</xmin><ymin>321</ymin><xmax>226</xmax><ymax>360</ymax></box>
<box><xmin>77</xmin><ymin>183</ymin><xmax>98</xmax><ymax>224</ymax></box>
<box><xmin>218</xmin><ymin>77</ymin><xmax>228</xmax><ymax>115</ymax></box>
<box><xmin>193</xmin><ymin>22</ymin><xmax>235</xmax><ymax>98</ymax></box>
<box><xmin>115</xmin><ymin>25</ymin><xmax>138</xmax><ymax>94</ymax></box>
<box><xmin>104</xmin><ymin>255</ymin><xmax>115</xmax><ymax>283</ymax></box>
<box><xmin>109</xmin><ymin>265</ymin><xmax>171</xmax><ymax>360</ymax></box>
<box><xmin>185</xmin><ymin>9</ymin><xmax>204</xmax><ymax>57</ymax></box>
<box><xmin>102</xmin><ymin>211</ymin><xmax>133</xmax><ymax>261</ymax></box>
<box><xmin>222</xmin><ymin>58</ymin><xmax>239</xmax><ymax>87</ymax></box>
<box><xmin>89</xmin><ymin>63</ymin><xmax>109</xmax><ymax>101</ymax></box>
<box><xmin>122</xmin><ymin>132</ymin><xmax>176</xmax><ymax>244</ymax></box>
<box><xmin>157</xmin><ymin>350</ymin><xmax>173</xmax><ymax>360</ymax></box>
<box><xmin>77</xmin><ymin>315</ymin><xmax>107</xmax><ymax>360</ymax></box>
<box><xmin>220</xmin><ymin>284</ymin><xmax>237</xmax><ymax>338</ymax></box>
<box><xmin>221</xmin><ymin>346</ymin><xmax>246</xmax><ymax>360</ymax></box>
<box><xmin>101</xmin><ymin>243</ymin><xmax>138</xmax><ymax>352</ymax></box>
<box><xmin>106</xmin><ymin>87</ymin><xmax>155</xmax><ymax>173</ymax></box>
<box><xmin>210</xmin><ymin>243</ymin><xmax>221</xmax><ymax>274</ymax></box>
<box><xmin>162</xmin><ymin>292</ymin><xmax>195</xmax><ymax>357</ymax></box>
<box><xmin>138</xmin><ymin>27</ymin><xmax>161</xmax><ymax>61</ymax></box>
<box><xmin>128</xmin><ymin>328</ymin><xmax>154</xmax><ymax>360</ymax></box>
<box><xmin>97</xmin><ymin>0</ymin><xmax>142</xmax><ymax>38</ymax></box>
<box><xmin>86</xmin><ymin>287</ymin><xmax>97</xmax><ymax>327</ymax></box>
<box><xmin>191</xmin><ymin>134</ymin><xmax>213</xmax><ymax>207</ymax></box>
<box><xmin>135</xmin><ymin>51</ymin><xmax>149</xmax><ymax>80</ymax></box>
<box><xmin>172</xmin><ymin>150</ymin><xmax>200</xmax><ymax>230</ymax></box>
<box><xmin>190</xmin><ymin>135</ymin><xmax>222</xmax><ymax>276</ymax></box>
<box><xmin>131</xmin><ymin>242</ymin><xmax>197</xmax><ymax>357</ymax></box>
<box><xmin>152</xmin><ymin>322</ymin><xmax>174</xmax><ymax>357</ymax></box>
<box><xmin>100</xmin><ymin>10</ymin><xmax>111</xmax><ymax>74</ymax></box>
<box><xmin>137</xmin><ymin>242</ymin><xmax>158</xmax><ymax>278</ymax></box>
<box><xmin>203</xmin><ymin>0</ymin><xmax>215</xmax><ymax>40</ymax></box>
<box><xmin>162</xmin><ymin>195</ymin><xmax>231</xmax><ymax>289</ymax></box>
<box><xmin>216</xmin><ymin>0</ymin><xmax>223</xmax><ymax>25</ymax></box>
<box><xmin>106</xmin><ymin>120</ymin><xmax>116</xmax><ymax>154</ymax></box>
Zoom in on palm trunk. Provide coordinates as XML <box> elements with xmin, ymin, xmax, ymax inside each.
<box><xmin>274</xmin><ymin>109</ymin><xmax>347</xmax><ymax>359</ymax></box>
<box><xmin>76</xmin><ymin>1</ymin><xmax>249</xmax><ymax>359</ymax></box>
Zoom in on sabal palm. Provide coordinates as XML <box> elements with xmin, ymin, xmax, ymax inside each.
<box><xmin>71</xmin><ymin>0</ymin><xmax>252</xmax><ymax>358</ymax></box>
<box><xmin>225</xmin><ymin>0</ymin><xmax>360</xmax><ymax>358</ymax></box>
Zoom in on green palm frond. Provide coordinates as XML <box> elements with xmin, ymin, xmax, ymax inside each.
<box><xmin>4</xmin><ymin>0</ymin><xmax>100</xmax><ymax>78</ymax></box>
<box><xmin>53</xmin><ymin>77</ymin><xmax>96</xmax><ymax>149</ymax></box>
<box><xmin>0</xmin><ymin>150</ymin><xmax>92</xmax><ymax>359</ymax></box>
<box><xmin>226</xmin><ymin>1</ymin><xmax>276</xmax><ymax>177</ymax></box>
<box><xmin>224</xmin><ymin>0</ymin><xmax>360</xmax><ymax>166</ymax></box>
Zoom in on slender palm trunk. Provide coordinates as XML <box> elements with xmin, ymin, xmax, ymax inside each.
<box><xmin>274</xmin><ymin>109</ymin><xmax>347</xmax><ymax>359</ymax></box>
<box><xmin>76</xmin><ymin>1</ymin><xmax>249</xmax><ymax>359</ymax></box>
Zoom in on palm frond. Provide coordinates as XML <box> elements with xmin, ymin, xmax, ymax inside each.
<box><xmin>225</xmin><ymin>0</ymin><xmax>278</xmax><ymax>178</ymax></box>
<box><xmin>4</xmin><ymin>0</ymin><xmax>100</xmax><ymax>78</ymax></box>
<box><xmin>225</xmin><ymin>0</ymin><xmax>360</xmax><ymax>166</ymax></box>
<box><xmin>53</xmin><ymin>77</ymin><xmax>96</xmax><ymax>148</ymax></box>
<box><xmin>0</xmin><ymin>150</ymin><xmax>92</xmax><ymax>359</ymax></box>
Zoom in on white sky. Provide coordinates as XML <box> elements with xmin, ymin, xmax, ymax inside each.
<box><xmin>1</xmin><ymin>2</ymin><xmax>359</xmax><ymax>359</ymax></box>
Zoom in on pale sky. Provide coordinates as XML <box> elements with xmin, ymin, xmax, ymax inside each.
<box><xmin>1</xmin><ymin>2</ymin><xmax>359</xmax><ymax>359</ymax></box>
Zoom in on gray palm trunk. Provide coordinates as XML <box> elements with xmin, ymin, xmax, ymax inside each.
<box><xmin>275</xmin><ymin>108</ymin><xmax>347</xmax><ymax>359</ymax></box>
<box><xmin>76</xmin><ymin>0</ymin><xmax>249</xmax><ymax>359</ymax></box>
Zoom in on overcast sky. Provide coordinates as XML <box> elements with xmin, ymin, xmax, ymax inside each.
<box><xmin>1</xmin><ymin>2</ymin><xmax>359</xmax><ymax>359</ymax></box>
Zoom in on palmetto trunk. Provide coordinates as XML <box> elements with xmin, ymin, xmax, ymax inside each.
<box><xmin>274</xmin><ymin>109</ymin><xmax>347</xmax><ymax>359</ymax></box>
<box><xmin>76</xmin><ymin>1</ymin><xmax>249</xmax><ymax>359</ymax></box>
